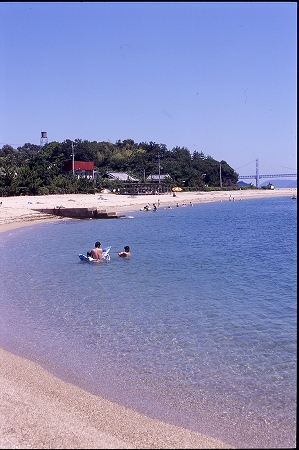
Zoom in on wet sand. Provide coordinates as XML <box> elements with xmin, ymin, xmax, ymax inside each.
<box><xmin>0</xmin><ymin>347</ymin><xmax>233</xmax><ymax>449</ymax></box>
<box><xmin>0</xmin><ymin>188</ymin><xmax>296</xmax><ymax>448</ymax></box>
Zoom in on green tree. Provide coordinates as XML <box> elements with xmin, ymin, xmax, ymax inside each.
<box><xmin>0</xmin><ymin>137</ymin><xmax>240</xmax><ymax>195</ymax></box>
<box><xmin>0</xmin><ymin>144</ymin><xmax>16</xmax><ymax>156</ymax></box>
<box><xmin>15</xmin><ymin>165</ymin><xmax>43</xmax><ymax>195</ymax></box>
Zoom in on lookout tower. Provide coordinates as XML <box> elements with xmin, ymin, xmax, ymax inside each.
<box><xmin>40</xmin><ymin>131</ymin><xmax>48</xmax><ymax>146</ymax></box>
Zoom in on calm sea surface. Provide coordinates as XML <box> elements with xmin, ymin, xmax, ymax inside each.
<box><xmin>0</xmin><ymin>196</ymin><xmax>296</xmax><ymax>448</ymax></box>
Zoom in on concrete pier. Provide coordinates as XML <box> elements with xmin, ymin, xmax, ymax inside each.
<box><xmin>33</xmin><ymin>207</ymin><xmax>126</xmax><ymax>219</ymax></box>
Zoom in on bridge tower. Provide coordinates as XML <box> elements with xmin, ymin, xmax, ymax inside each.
<box><xmin>40</xmin><ymin>131</ymin><xmax>48</xmax><ymax>146</ymax></box>
<box><xmin>255</xmin><ymin>158</ymin><xmax>259</xmax><ymax>187</ymax></box>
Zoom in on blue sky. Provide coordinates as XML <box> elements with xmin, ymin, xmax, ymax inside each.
<box><xmin>0</xmin><ymin>2</ymin><xmax>297</xmax><ymax>177</ymax></box>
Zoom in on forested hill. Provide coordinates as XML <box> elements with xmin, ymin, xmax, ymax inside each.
<box><xmin>0</xmin><ymin>138</ymin><xmax>239</xmax><ymax>196</ymax></box>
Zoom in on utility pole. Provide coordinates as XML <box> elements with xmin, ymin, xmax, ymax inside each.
<box><xmin>158</xmin><ymin>152</ymin><xmax>161</xmax><ymax>188</ymax></box>
<box><xmin>220</xmin><ymin>162</ymin><xmax>222</xmax><ymax>188</ymax></box>
<box><xmin>72</xmin><ymin>142</ymin><xmax>75</xmax><ymax>175</ymax></box>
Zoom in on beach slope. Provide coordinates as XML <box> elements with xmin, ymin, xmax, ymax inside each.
<box><xmin>0</xmin><ymin>188</ymin><xmax>296</xmax><ymax>448</ymax></box>
<box><xmin>0</xmin><ymin>348</ymin><xmax>232</xmax><ymax>449</ymax></box>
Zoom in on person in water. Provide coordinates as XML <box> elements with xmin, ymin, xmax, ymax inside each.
<box><xmin>91</xmin><ymin>241</ymin><xmax>103</xmax><ymax>260</ymax></box>
<box><xmin>118</xmin><ymin>246</ymin><xmax>130</xmax><ymax>258</ymax></box>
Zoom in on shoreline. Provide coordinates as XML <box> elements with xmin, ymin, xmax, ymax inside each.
<box><xmin>1</xmin><ymin>187</ymin><xmax>296</xmax><ymax>233</ymax></box>
<box><xmin>0</xmin><ymin>188</ymin><xmax>296</xmax><ymax>448</ymax></box>
<box><xmin>0</xmin><ymin>347</ymin><xmax>231</xmax><ymax>449</ymax></box>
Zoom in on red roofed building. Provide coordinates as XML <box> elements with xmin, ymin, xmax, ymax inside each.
<box><xmin>63</xmin><ymin>161</ymin><xmax>94</xmax><ymax>179</ymax></box>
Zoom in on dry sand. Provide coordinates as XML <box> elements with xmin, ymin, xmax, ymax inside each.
<box><xmin>0</xmin><ymin>188</ymin><xmax>296</xmax><ymax>449</ymax></box>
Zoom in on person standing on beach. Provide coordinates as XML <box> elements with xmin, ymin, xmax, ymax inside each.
<box><xmin>91</xmin><ymin>241</ymin><xmax>103</xmax><ymax>260</ymax></box>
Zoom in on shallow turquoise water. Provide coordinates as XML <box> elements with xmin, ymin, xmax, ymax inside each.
<box><xmin>0</xmin><ymin>196</ymin><xmax>296</xmax><ymax>448</ymax></box>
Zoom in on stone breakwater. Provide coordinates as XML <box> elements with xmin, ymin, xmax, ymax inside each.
<box><xmin>33</xmin><ymin>207</ymin><xmax>126</xmax><ymax>219</ymax></box>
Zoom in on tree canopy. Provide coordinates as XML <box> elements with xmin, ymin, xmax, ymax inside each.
<box><xmin>0</xmin><ymin>138</ymin><xmax>239</xmax><ymax>196</ymax></box>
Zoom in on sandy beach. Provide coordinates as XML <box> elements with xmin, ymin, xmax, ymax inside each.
<box><xmin>0</xmin><ymin>187</ymin><xmax>296</xmax><ymax>232</ymax></box>
<box><xmin>0</xmin><ymin>187</ymin><xmax>296</xmax><ymax>449</ymax></box>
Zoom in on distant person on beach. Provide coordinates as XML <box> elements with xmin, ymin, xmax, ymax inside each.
<box><xmin>91</xmin><ymin>241</ymin><xmax>103</xmax><ymax>260</ymax></box>
<box><xmin>153</xmin><ymin>203</ymin><xmax>157</xmax><ymax>211</ymax></box>
<box><xmin>118</xmin><ymin>246</ymin><xmax>130</xmax><ymax>258</ymax></box>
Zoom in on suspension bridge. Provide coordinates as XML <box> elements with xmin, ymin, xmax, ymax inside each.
<box><xmin>238</xmin><ymin>159</ymin><xmax>297</xmax><ymax>187</ymax></box>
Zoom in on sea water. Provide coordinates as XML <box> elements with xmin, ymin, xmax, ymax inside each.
<box><xmin>0</xmin><ymin>196</ymin><xmax>296</xmax><ymax>448</ymax></box>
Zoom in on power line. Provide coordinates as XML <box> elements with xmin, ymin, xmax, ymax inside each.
<box><xmin>236</xmin><ymin>160</ymin><xmax>256</xmax><ymax>170</ymax></box>
<box><xmin>237</xmin><ymin>159</ymin><xmax>297</xmax><ymax>173</ymax></box>
<box><xmin>259</xmin><ymin>159</ymin><xmax>297</xmax><ymax>172</ymax></box>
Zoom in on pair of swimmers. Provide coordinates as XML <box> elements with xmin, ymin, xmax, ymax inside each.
<box><xmin>87</xmin><ymin>242</ymin><xmax>130</xmax><ymax>260</ymax></box>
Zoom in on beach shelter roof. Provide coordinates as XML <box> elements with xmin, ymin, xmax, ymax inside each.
<box><xmin>105</xmin><ymin>172</ymin><xmax>140</xmax><ymax>182</ymax></box>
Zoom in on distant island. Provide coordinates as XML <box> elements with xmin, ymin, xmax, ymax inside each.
<box><xmin>260</xmin><ymin>179</ymin><xmax>297</xmax><ymax>189</ymax></box>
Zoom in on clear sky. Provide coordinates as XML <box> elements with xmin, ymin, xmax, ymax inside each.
<box><xmin>0</xmin><ymin>2</ymin><xmax>297</xmax><ymax>177</ymax></box>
